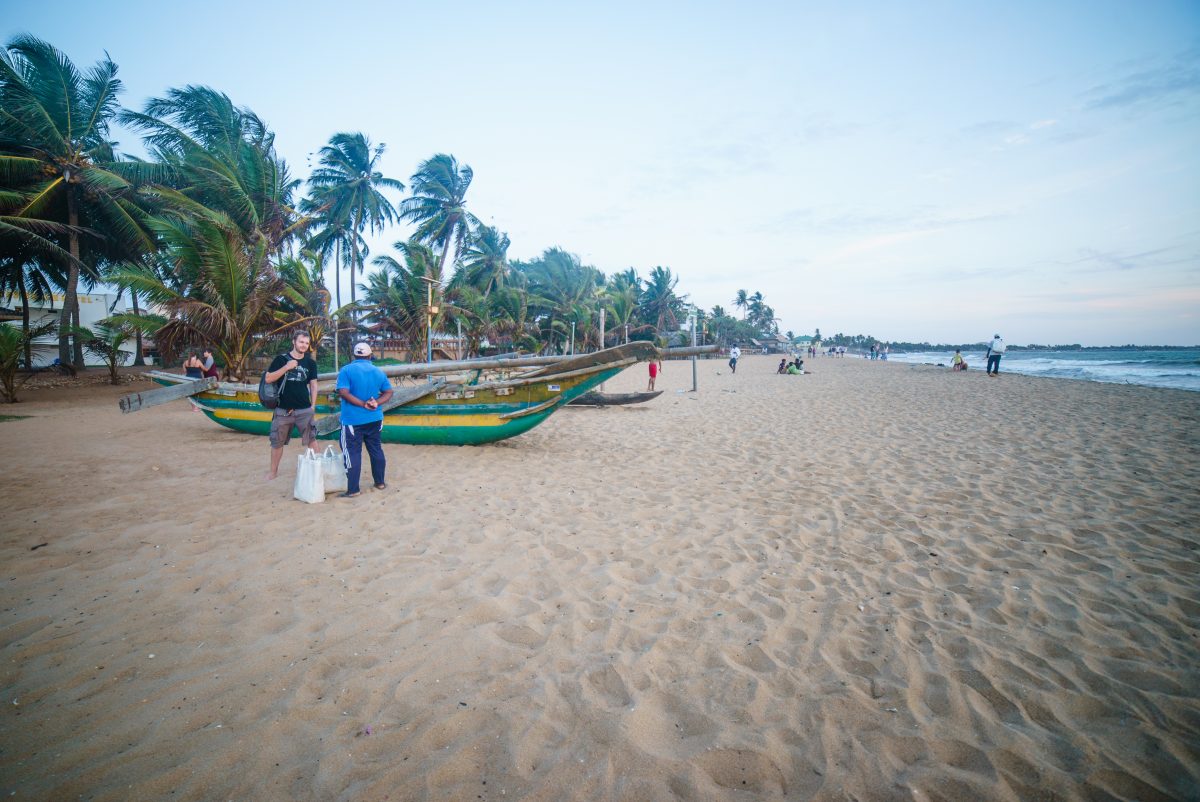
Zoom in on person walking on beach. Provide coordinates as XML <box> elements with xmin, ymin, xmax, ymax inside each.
<box><xmin>986</xmin><ymin>334</ymin><xmax>1005</xmax><ymax>376</ymax></box>
<box><xmin>265</xmin><ymin>331</ymin><xmax>319</xmax><ymax>480</ymax></box>
<box><xmin>952</xmin><ymin>349</ymin><xmax>967</xmax><ymax>371</ymax></box>
<box><xmin>336</xmin><ymin>341</ymin><xmax>393</xmax><ymax>498</ymax></box>
<box><xmin>728</xmin><ymin>344</ymin><xmax>741</xmax><ymax>374</ymax></box>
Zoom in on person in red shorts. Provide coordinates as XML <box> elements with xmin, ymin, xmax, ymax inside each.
<box><xmin>647</xmin><ymin>358</ymin><xmax>661</xmax><ymax>391</ymax></box>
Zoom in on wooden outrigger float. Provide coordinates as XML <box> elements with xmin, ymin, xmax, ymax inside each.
<box><xmin>128</xmin><ymin>343</ymin><xmax>713</xmax><ymax>446</ymax></box>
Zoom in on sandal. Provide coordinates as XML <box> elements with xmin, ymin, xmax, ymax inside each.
<box><xmin>338</xmin><ymin>491</ymin><xmax>362</xmax><ymax>499</ymax></box>
<box><xmin>373</xmin><ymin>483</ymin><xmax>387</xmax><ymax>490</ymax></box>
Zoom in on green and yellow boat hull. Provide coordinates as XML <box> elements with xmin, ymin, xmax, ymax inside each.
<box><xmin>167</xmin><ymin>342</ymin><xmax>656</xmax><ymax>446</ymax></box>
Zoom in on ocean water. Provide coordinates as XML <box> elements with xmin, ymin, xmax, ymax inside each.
<box><xmin>881</xmin><ymin>349</ymin><xmax>1200</xmax><ymax>392</ymax></box>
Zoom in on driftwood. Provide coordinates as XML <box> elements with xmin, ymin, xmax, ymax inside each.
<box><xmin>118</xmin><ymin>377</ymin><xmax>217</xmax><ymax>413</ymax></box>
<box><xmin>313</xmin><ymin>380</ymin><xmax>447</xmax><ymax>436</ymax></box>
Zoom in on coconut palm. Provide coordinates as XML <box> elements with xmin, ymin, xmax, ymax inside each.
<box><xmin>732</xmin><ymin>289</ymin><xmax>749</xmax><ymax>319</ymax></box>
<box><xmin>71</xmin><ymin>319</ymin><xmax>134</xmax><ymax>385</ymax></box>
<box><xmin>400</xmin><ymin>154</ymin><xmax>479</xmax><ymax>275</ymax></box>
<box><xmin>366</xmin><ymin>241</ymin><xmax>444</xmax><ymax>355</ymax></box>
<box><xmin>0</xmin><ymin>35</ymin><xmax>156</xmax><ymax>367</ymax></box>
<box><xmin>118</xmin><ymin>85</ymin><xmax>304</xmax><ymax>253</ymax></box>
<box><xmin>523</xmin><ymin>248</ymin><xmax>602</xmax><ymax>353</ymax></box>
<box><xmin>304</xmin><ymin>133</ymin><xmax>402</xmax><ymax>310</ymax></box>
<box><xmin>0</xmin><ymin>249</ymin><xmax>55</xmax><ymax>368</ymax></box>
<box><xmin>457</xmin><ymin>223</ymin><xmax>510</xmax><ymax>296</ymax></box>
<box><xmin>0</xmin><ymin>319</ymin><xmax>56</xmax><ymax>402</ymax></box>
<box><xmin>277</xmin><ymin>250</ymin><xmax>356</xmax><ymax>360</ymax></box>
<box><xmin>640</xmin><ymin>266</ymin><xmax>686</xmax><ymax>335</ymax></box>
<box><xmin>603</xmin><ymin>284</ymin><xmax>644</xmax><ymax>345</ymax></box>
<box><xmin>109</xmin><ymin>215</ymin><xmax>317</xmax><ymax>379</ymax></box>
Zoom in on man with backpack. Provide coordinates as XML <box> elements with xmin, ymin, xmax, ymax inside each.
<box><xmin>264</xmin><ymin>331</ymin><xmax>319</xmax><ymax>480</ymax></box>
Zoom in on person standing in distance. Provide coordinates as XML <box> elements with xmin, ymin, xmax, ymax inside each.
<box><xmin>728</xmin><ymin>344</ymin><xmax>741</xmax><ymax>374</ymax></box>
<box><xmin>336</xmin><ymin>342</ymin><xmax>394</xmax><ymax>498</ymax></box>
<box><xmin>265</xmin><ymin>331</ymin><xmax>319</xmax><ymax>480</ymax></box>
<box><xmin>986</xmin><ymin>334</ymin><xmax>1005</xmax><ymax>377</ymax></box>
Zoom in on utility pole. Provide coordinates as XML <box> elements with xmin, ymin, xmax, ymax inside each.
<box><xmin>690</xmin><ymin>312</ymin><xmax>698</xmax><ymax>392</ymax></box>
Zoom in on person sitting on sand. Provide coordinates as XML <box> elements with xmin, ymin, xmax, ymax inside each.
<box><xmin>777</xmin><ymin>358</ymin><xmax>788</xmax><ymax>374</ymax></box>
<box><xmin>182</xmin><ymin>351</ymin><xmax>204</xmax><ymax>379</ymax></box>
<box><xmin>202</xmin><ymin>348</ymin><xmax>220</xmax><ymax>379</ymax></box>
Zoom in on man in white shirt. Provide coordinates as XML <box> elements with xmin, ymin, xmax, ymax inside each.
<box><xmin>728</xmin><ymin>344</ymin><xmax>741</xmax><ymax>374</ymax></box>
<box><xmin>986</xmin><ymin>334</ymin><xmax>1006</xmax><ymax>376</ymax></box>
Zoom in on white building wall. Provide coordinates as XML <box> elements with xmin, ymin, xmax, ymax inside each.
<box><xmin>1</xmin><ymin>292</ymin><xmax>138</xmax><ymax>367</ymax></box>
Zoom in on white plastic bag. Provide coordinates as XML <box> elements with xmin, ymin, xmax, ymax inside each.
<box><xmin>293</xmin><ymin>448</ymin><xmax>325</xmax><ymax>503</ymax></box>
<box><xmin>321</xmin><ymin>445</ymin><xmax>347</xmax><ymax>493</ymax></box>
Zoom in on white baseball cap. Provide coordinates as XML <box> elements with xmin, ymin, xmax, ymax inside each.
<box><xmin>353</xmin><ymin>342</ymin><xmax>372</xmax><ymax>357</ymax></box>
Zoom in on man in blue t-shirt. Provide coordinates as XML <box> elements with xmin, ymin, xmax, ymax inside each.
<box><xmin>335</xmin><ymin>342</ymin><xmax>394</xmax><ymax>498</ymax></box>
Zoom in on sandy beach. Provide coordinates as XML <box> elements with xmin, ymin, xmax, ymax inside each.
<box><xmin>1</xmin><ymin>355</ymin><xmax>1198</xmax><ymax>801</ymax></box>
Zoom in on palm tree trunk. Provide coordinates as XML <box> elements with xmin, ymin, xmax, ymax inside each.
<box><xmin>351</xmin><ymin>209</ymin><xmax>363</xmax><ymax>312</ymax></box>
<box><xmin>59</xmin><ymin>181</ymin><xmax>83</xmax><ymax>369</ymax></box>
<box><xmin>129</xmin><ymin>288</ymin><xmax>145</xmax><ymax>366</ymax></box>
<box><xmin>19</xmin><ymin>278</ymin><xmax>31</xmax><ymax>369</ymax></box>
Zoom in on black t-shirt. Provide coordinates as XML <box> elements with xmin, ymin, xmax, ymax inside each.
<box><xmin>268</xmin><ymin>352</ymin><xmax>318</xmax><ymax>410</ymax></box>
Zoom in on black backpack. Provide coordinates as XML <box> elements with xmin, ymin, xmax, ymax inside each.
<box><xmin>258</xmin><ymin>365</ymin><xmax>284</xmax><ymax>409</ymax></box>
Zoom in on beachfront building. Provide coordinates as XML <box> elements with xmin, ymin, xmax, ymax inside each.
<box><xmin>0</xmin><ymin>291</ymin><xmax>141</xmax><ymax>368</ymax></box>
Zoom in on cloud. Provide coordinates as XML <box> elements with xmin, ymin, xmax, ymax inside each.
<box><xmin>754</xmin><ymin>205</ymin><xmax>1006</xmax><ymax>237</ymax></box>
<box><xmin>1061</xmin><ymin>245</ymin><xmax>1196</xmax><ymax>273</ymax></box>
<box><xmin>959</xmin><ymin>120</ymin><xmax>1020</xmax><ymax>137</ymax></box>
<box><xmin>1082</xmin><ymin>48</ymin><xmax>1200</xmax><ymax>112</ymax></box>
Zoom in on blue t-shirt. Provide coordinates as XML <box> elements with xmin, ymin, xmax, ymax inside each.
<box><xmin>336</xmin><ymin>359</ymin><xmax>393</xmax><ymax>426</ymax></box>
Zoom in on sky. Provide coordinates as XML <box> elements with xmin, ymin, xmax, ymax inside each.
<box><xmin>6</xmin><ymin>0</ymin><xmax>1199</xmax><ymax>345</ymax></box>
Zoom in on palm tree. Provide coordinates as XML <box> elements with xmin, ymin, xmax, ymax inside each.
<box><xmin>0</xmin><ymin>249</ymin><xmax>55</xmax><ymax>368</ymax></box>
<box><xmin>603</xmin><ymin>284</ymin><xmax>643</xmax><ymax>345</ymax></box>
<box><xmin>523</xmin><ymin>248</ymin><xmax>602</xmax><ymax>353</ymax></box>
<box><xmin>641</xmin><ymin>266</ymin><xmax>686</xmax><ymax>335</ymax></box>
<box><xmin>400</xmin><ymin>154</ymin><xmax>478</xmax><ymax>275</ymax></box>
<box><xmin>71</xmin><ymin>319</ymin><xmax>134</xmax><ymax>385</ymax></box>
<box><xmin>277</xmin><ymin>250</ymin><xmax>356</xmax><ymax>361</ymax></box>
<box><xmin>304</xmin><ymin>133</ymin><xmax>402</xmax><ymax>310</ymax></box>
<box><xmin>118</xmin><ymin>85</ymin><xmax>304</xmax><ymax>254</ymax></box>
<box><xmin>1</xmin><ymin>35</ymin><xmax>156</xmax><ymax>367</ymax></box>
<box><xmin>109</xmin><ymin>214</ymin><xmax>317</xmax><ymax>379</ymax></box>
<box><xmin>733</xmin><ymin>289</ymin><xmax>749</xmax><ymax>319</ymax></box>
<box><xmin>0</xmin><ymin>319</ymin><xmax>56</xmax><ymax>402</ymax></box>
<box><xmin>367</xmin><ymin>241</ymin><xmax>444</xmax><ymax>356</ymax></box>
<box><xmin>457</xmin><ymin>223</ymin><xmax>510</xmax><ymax>296</ymax></box>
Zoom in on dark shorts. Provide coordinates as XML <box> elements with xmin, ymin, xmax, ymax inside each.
<box><xmin>270</xmin><ymin>407</ymin><xmax>315</xmax><ymax>448</ymax></box>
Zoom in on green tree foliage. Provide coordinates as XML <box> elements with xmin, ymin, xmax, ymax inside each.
<box><xmin>400</xmin><ymin>154</ymin><xmax>478</xmax><ymax>275</ymax></box>
<box><xmin>303</xmin><ymin>133</ymin><xmax>402</xmax><ymax>311</ymax></box>
<box><xmin>0</xmin><ymin>35</ymin><xmax>156</xmax><ymax>367</ymax></box>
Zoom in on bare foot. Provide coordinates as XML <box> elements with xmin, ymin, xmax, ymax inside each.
<box><xmin>265</xmin><ymin>472</ymin><xmax>278</xmax><ymax>481</ymax></box>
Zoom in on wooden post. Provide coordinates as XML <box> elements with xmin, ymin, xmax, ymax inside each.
<box><xmin>118</xmin><ymin>377</ymin><xmax>218</xmax><ymax>413</ymax></box>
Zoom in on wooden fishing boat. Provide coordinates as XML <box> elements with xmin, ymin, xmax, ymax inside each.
<box><xmin>569</xmin><ymin>390</ymin><xmax>663</xmax><ymax>406</ymax></box>
<box><xmin>142</xmin><ymin>342</ymin><xmax>670</xmax><ymax>446</ymax></box>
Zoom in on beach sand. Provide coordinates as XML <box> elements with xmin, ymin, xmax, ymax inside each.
<box><xmin>2</xmin><ymin>355</ymin><xmax>1198</xmax><ymax>800</ymax></box>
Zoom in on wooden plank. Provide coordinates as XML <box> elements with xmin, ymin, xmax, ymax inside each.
<box><xmin>119</xmin><ymin>377</ymin><xmax>217</xmax><ymax>413</ymax></box>
<box><xmin>313</xmin><ymin>380</ymin><xmax>446</xmax><ymax>436</ymax></box>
